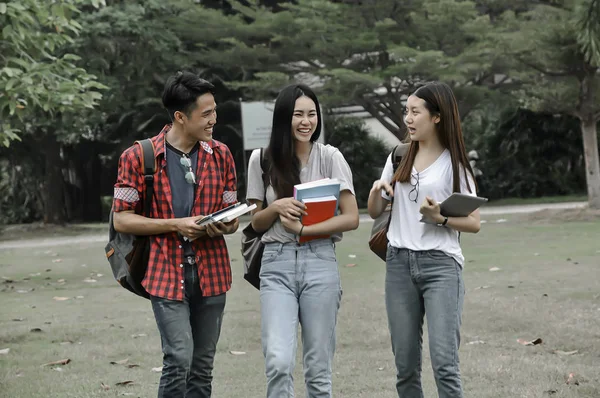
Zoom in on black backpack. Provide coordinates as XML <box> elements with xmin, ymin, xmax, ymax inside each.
<box><xmin>105</xmin><ymin>139</ymin><xmax>156</xmax><ymax>299</ymax></box>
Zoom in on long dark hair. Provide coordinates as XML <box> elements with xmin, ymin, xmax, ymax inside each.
<box><xmin>266</xmin><ymin>84</ymin><xmax>322</xmax><ymax>198</ymax></box>
<box><xmin>393</xmin><ymin>82</ymin><xmax>476</xmax><ymax>193</ymax></box>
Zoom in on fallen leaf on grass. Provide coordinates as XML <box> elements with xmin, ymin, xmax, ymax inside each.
<box><xmin>474</xmin><ymin>286</ymin><xmax>490</xmax><ymax>290</ymax></box>
<box><xmin>43</xmin><ymin>358</ymin><xmax>71</xmax><ymax>367</ymax></box>
<box><xmin>517</xmin><ymin>338</ymin><xmax>543</xmax><ymax>346</ymax></box>
<box><xmin>17</xmin><ymin>289</ymin><xmax>29</xmax><ymax>293</ymax></box>
<box><xmin>115</xmin><ymin>380</ymin><xmax>135</xmax><ymax>386</ymax></box>
<box><xmin>544</xmin><ymin>390</ymin><xmax>558</xmax><ymax>395</ymax></box>
<box><xmin>229</xmin><ymin>351</ymin><xmax>246</xmax><ymax>355</ymax></box>
<box><xmin>100</xmin><ymin>382</ymin><xmax>110</xmax><ymax>391</ymax></box>
<box><xmin>0</xmin><ymin>348</ymin><xmax>10</xmax><ymax>355</ymax></box>
<box><xmin>495</xmin><ymin>218</ymin><xmax>507</xmax><ymax>223</ymax></box>
<box><xmin>489</xmin><ymin>267</ymin><xmax>501</xmax><ymax>272</ymax></box>
<box><xmin>467</xmin><ymin>340</ymin><xmax>485</xmax><ymax>345</ymax></box>
<box><xmin>120</xmin><ymin>394</ymin><xmax>135</xmax><ymax>397</ymax></box>
<box><xmin>152</xmin><ymin>367</ymin><xmax>163</xmax><ymax>372</ymax></box>
<box><xmin>53</xmin><ymin>367</ymin><xmax>64</xmax><ymax>372</ymax></box>
<box><xmin>377</xmin><ymin>367</ymin><xmax>384</xmax><ymax>371</ymax></box>
<box><xmin>57</xmin><ymin>279</ymin><xmax>66</xmax><ymax>283</ymax></box>
<box><xmin>554</xmin><ymin>350</ymin><xmax>578</xmax><ymax>356</ymax></box>
<box><xmin>131</xmin><ymin>334</ymin><xmax>147</xmax><ymax>338</ymax></box>
<box><xmin>29</xmin><ymin>273</ymin><xmax>41</xmax><ymax>277</ymax></box>
<box><xmin>345</xmin><ymin>263</ymin><xmax>357</xmax><ymax>268</ymax></box>
<box><xmin>53</xmin><ymin>296</ymin><xmax>69</xmax><ymax>301</ymax></box>
<box><xmin>566</xmin><ymin>372</ymin><xmax>580</xmax><ymax>385</ymax></box>
<box><xmin>46</xmin><ymin>269</ymin><xmax>52</xmax><ymax>272</ymax></box>
<box><xmin>30</xmin><ymin>328</ymin><xmax>43</xmax><ymax>333</ymax></box>
<box><xmin>348</xmin><ymin>254</ymin><xmax>357</xmax><ymax>258</ymax></box>
<box><xmin>127</xmin><ymin>364</ymin><xmax>140</xmax><ymax>368</ymax></box>
<box><xmin>83</xmin><ymin>278</ymin><xmax>97</xmax><ymax>283</ymax></box>
<box><xmin>110</xmin><ymin>358</ymin><xmax>129</xmax><ymax>365</ymax></box>
<box><xmin>12</xmin><ymin>318</ymin><xmax>26</xmax><ymax>322</ymax></box>
<box><xmin>52</xmin><ymin>259</ymin><xmax>62</xmax><ymax>263</ymax></box>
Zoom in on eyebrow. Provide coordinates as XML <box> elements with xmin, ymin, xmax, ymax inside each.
<box><xmin>293</xmin><ymin>108</ymin><xmax>317</xmax><ymax>113</ymax></box>
<box><xmin>201</xmin><ymin>105</ymin><xmax>217</xmax><ymax>114</ymax></box>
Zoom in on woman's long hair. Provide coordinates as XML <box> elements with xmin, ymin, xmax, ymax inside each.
<box><xmin>393</xmin><ymin>82</ymin><xmax>475</xmax><ymax>193</ymax></box>
<box><xmin>266</xmin><ymin>84</ymin><xmax>322</xmax><ymax>198</ymax></box>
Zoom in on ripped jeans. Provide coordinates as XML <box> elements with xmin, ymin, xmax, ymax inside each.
<box><xmin>150</xmin><ymin>262</ymin><xmax>226</xmax><ymax>398</ymax></box>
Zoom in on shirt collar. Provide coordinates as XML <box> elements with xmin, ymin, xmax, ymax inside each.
<box><xmin>155</xmin><ymin>124</ymin><xmax>214</xmax><ymax>158</ymax></box>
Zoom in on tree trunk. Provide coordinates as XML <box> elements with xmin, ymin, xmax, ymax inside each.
<box><xmin>43</xmin><ymin>133</ymin><xmax>67</xmax><ymax>224</ymax></box>
<box><xmin>580</xmin><ymin>116</ymin><xmax>600</xmax><ymax>209</ymax></box>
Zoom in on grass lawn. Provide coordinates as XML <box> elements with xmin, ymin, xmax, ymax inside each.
<box><xmin>1</xmin><ymin>212</ymin><xmax>599</xmax><ymax>397</ymax></box>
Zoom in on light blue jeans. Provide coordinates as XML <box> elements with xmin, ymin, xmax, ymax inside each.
<box><xmin>385</xmin><ymin>247</ymin><xmax>465</xmax><ymax>398</ymax></box>
<box><xmin>260</xmin><ymin>239</ymin><xmax>342</xmax><ymax>398</ymax></box>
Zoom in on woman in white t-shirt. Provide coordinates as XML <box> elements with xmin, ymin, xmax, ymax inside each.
<box><xmin>367</xmin><ymin>82</ymin><xmax>480</xmax><ymax>398</ymax></box>
<box><xmin>246</xmin><ymin>83</ymin><xmax>359</xmax><ymax>398</ymax></box>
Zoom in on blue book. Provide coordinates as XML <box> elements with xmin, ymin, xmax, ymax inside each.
<box><xmin>293</xmin><ymin>178</ymin><xmax>341</xmax><ymax>214</ymax></box>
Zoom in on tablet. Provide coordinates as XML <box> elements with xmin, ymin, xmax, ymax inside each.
<box><xmin>440</xmin><ymin>193</ymin><xmax>488</xmax><ymax>217</ymax></box>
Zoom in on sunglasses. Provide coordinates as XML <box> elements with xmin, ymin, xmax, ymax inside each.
<box><xmin>408</xmin><ymin>172</ymin><xmax>419</xmax><ymax>203</ymax></box>
<box><xmin>180</xmin><ymin>155</ymin><xmax>196</xmax><ymax>185</ymax></box>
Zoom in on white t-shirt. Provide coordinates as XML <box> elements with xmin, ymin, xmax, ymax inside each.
<box><xmin>246</xmin><ymin>143</ymin><xmax>355</xmax><ymax>244</ymax></box>
<box><xmin>380</xmin><ymin>149</ymin><xmax>476</xmax><ymax>266</ymax></box>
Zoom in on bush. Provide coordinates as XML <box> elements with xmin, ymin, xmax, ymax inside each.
<box><xmin>324</xmin><ymin>117</ymin><xmax>392</xmax><ymax>208</ymax></box>
<box><xmin>467</xmin><ymin>108</ymin><xmax>588</xmax><ymax>200</ymax></box>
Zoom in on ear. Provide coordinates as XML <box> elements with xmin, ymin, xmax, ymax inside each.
<box><xmin>173</xmin><ymin>111</ymin><xmax>186</xmax><ymax>125</ymax></box>
<box><xmin>433</xmin><ymin>114</ymin><xmax>441</xmax><ymax>124</ymax></box>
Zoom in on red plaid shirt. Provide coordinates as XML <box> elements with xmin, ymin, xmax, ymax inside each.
<box><xmin>113</xmin><ymin>125</ymin><xmax>237</xmax><ymax>300</ymax></box>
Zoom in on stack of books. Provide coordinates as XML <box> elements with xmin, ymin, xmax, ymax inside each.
<box><xmin>293</xmin><ymin>178</ymin><xmax>340</xmax><ymax>243</ymax></box>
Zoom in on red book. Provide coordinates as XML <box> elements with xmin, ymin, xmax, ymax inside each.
<box><xmin>299</xmin><ymin>195</ymin><xmax>337</xmax><ymax>243</ymax></box>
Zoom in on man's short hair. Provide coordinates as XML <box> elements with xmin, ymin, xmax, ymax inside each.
<box><xmin>162</xmin><ymin>71</ymin><xmax>215</xmax><ymax>121</ymax></box>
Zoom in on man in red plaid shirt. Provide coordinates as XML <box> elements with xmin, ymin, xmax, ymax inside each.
<box><xmin>112</xmin><ymin>71</ymin><xmax>238</xmax><ymax>398</ymax></box>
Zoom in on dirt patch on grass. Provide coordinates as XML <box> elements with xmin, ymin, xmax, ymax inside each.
<box><xmin>522</xmin><ymin>207</ymin><xmax>600</xmax><ymax>223</ymax></box>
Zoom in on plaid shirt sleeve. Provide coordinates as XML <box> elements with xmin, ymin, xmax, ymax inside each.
<box><xmin>113</xmin><ymin>147</ymin><xmax>143</xmax><ymax>213</ymax></box>
<box><xmin>222</xmin><ymin>146</ymin><xmax>238</xmax><ymax>205</ymax></box>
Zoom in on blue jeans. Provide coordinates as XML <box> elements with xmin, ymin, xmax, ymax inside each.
<box><xmin>151</xmin><ymin>262</ymin><xmax>226</xmax><ymax>398</ymax></box>
<box><xmin>260</xmin><ymin>239</ymin><xmax>342</xmax><ymax>398</ymax></box>
<box><xmin>385</xmin><ymin>247</ymin><xmax>465</xmax><ymax>398</ymax></box>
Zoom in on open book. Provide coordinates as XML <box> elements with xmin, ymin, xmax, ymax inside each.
<box><xmin>196</xmin><ymin>201</ymin><xmax>257</xmax><ymax>226</ymax></box>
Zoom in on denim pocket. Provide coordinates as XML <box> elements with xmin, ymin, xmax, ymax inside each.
<box><xmin>311</xmin><ymin>244</ymin><xmax>337</xmax><ymax>262</ymax></box>
<box><xmin>261</xmin><ymin>249</ymin><xmax>281</xmax><ymax>264</ymax></box>
<box><xmin>423</xmin><ymin>250</ymin><xmax>452</xmax><ymax>261</ymax></box>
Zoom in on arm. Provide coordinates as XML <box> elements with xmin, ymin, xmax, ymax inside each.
<box><xmin>279</xmin><ymin>190</ymin><xmax>359</xmax><ymax>236</ymax></box>
<box><xmin>249</xmin><ymin>198</ymin><xmax>307</xmax><ymax>233</ymax></box>
<box><xmin>114</xmin><ymin>210</ymin><xmax>208</xmax><ymax>238</ymax></box>
<box><xmin>206</xmin><ymin>146</ymin><xmax>240</xmax><ymax>237</ymax></box>
<box><xmin>367</xmin><ymin>180</ymin><xmax>393</xmax><ymax>219</ymax></box>
<box><xmin>112</xmin><ymin>146</ymin><xmax>207</xmax><ymax>240</ymax></box>
<box><xmin>444</xmin><ymin>210</ymin><xmax>481</xmax><ymax>233</ymax></box>
<box><xmin>367</xmin><ymin>153</ymin><xmax>394</xmax><ymax>219</ymax></box>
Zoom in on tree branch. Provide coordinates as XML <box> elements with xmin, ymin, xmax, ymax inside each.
<box><xmin>355</xmin><ymin>97</ymin><xmax>403</xmax><ymax>141</ymax></box>
<box><xmin>517</xmin><ymin>57</ymin><xmax>571</xmax><ymax>77</ymax></box>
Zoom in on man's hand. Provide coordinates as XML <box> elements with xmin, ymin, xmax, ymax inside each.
<box><xmin>419</xmin><ymin>196</ymin><xmax>444</xmax><ymax>224</ymax></box>
<box><xmin>280</xmin><ymin>214</ymin><xmax>303</xmax><ymax>235</ymax></box>
<box><xmin>371</xmin><ymin>179</ymin><xmax>394</xmax><ymax>198</ymax></box>
<box><xmin>176</xmin><ymin>216</ymin><xmax>208</xmax><ymax>241</ymax></box>
<box><xmin>272</xmin><ymin>198</ymin><xmax>307</xmax><ymax>220</ymax></box>
<box><xmin>206</xmin><ymin>219</ymin><xmax>239</xmax><ymax>238</ymax></box>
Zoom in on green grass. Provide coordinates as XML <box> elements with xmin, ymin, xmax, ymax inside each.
<box><xmin>488</xmin><ymin>194</ymin><xmax>587</xmax><ymax>206</ymax></box>
<box><xmin>1</xmin><ymin>216</ymin><xmax>599</xmax><ymax>397</ymax></box>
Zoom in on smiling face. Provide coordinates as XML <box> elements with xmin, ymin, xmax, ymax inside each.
<box><xmin>174</xmin><ymin>92</ymin><xmax>217</xmax><ymax>142</ymax></box>
<box><xmin>404</xmin><ymin>95</ymin><xmax>440</xmax><ymax>143</ymax></box>
<box><xmin>291</xmin><ymin>96</ymin><xmax>318</xmax><ymax>143</ymax></box>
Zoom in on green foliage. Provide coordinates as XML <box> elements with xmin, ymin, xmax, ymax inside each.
<box><xmin>324</xmin><ymin>117</ymin><xmax>390</xmax><ymax>208</ymax></box>
<box><xmin>472</xmin><ymin>108</ymin><xmax>589</xmax><ymax>199</ymax></box>
<box><xmin>0</xmin><ymin>0</ymin><xmax>107</xmax><ymax>146</ymax></box>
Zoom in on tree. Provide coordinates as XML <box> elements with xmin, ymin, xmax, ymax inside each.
<box><xmin>499</xmin><ymin>0</ymin><xmax>600</xmax><ymax>208</ymax></box>
<box><xmin>0</xmin><ymin>0</ymin><xmax>106</xmax><ymax>147</ymax></box>
<box><xmin>198</xmin><ymin>0</ymin><xmax>516</xmax><ymax>139</ymax></box>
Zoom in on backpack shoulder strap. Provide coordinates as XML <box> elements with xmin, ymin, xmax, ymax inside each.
<box><xmin>135</xmin><ymin>139</ymin><xmax>156</xmax><ymax>218</ymax></box>
<box><xmin>259</xmin><ymin>148</ymin><xmax>270</xmax><ymax>207</ymax></box>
